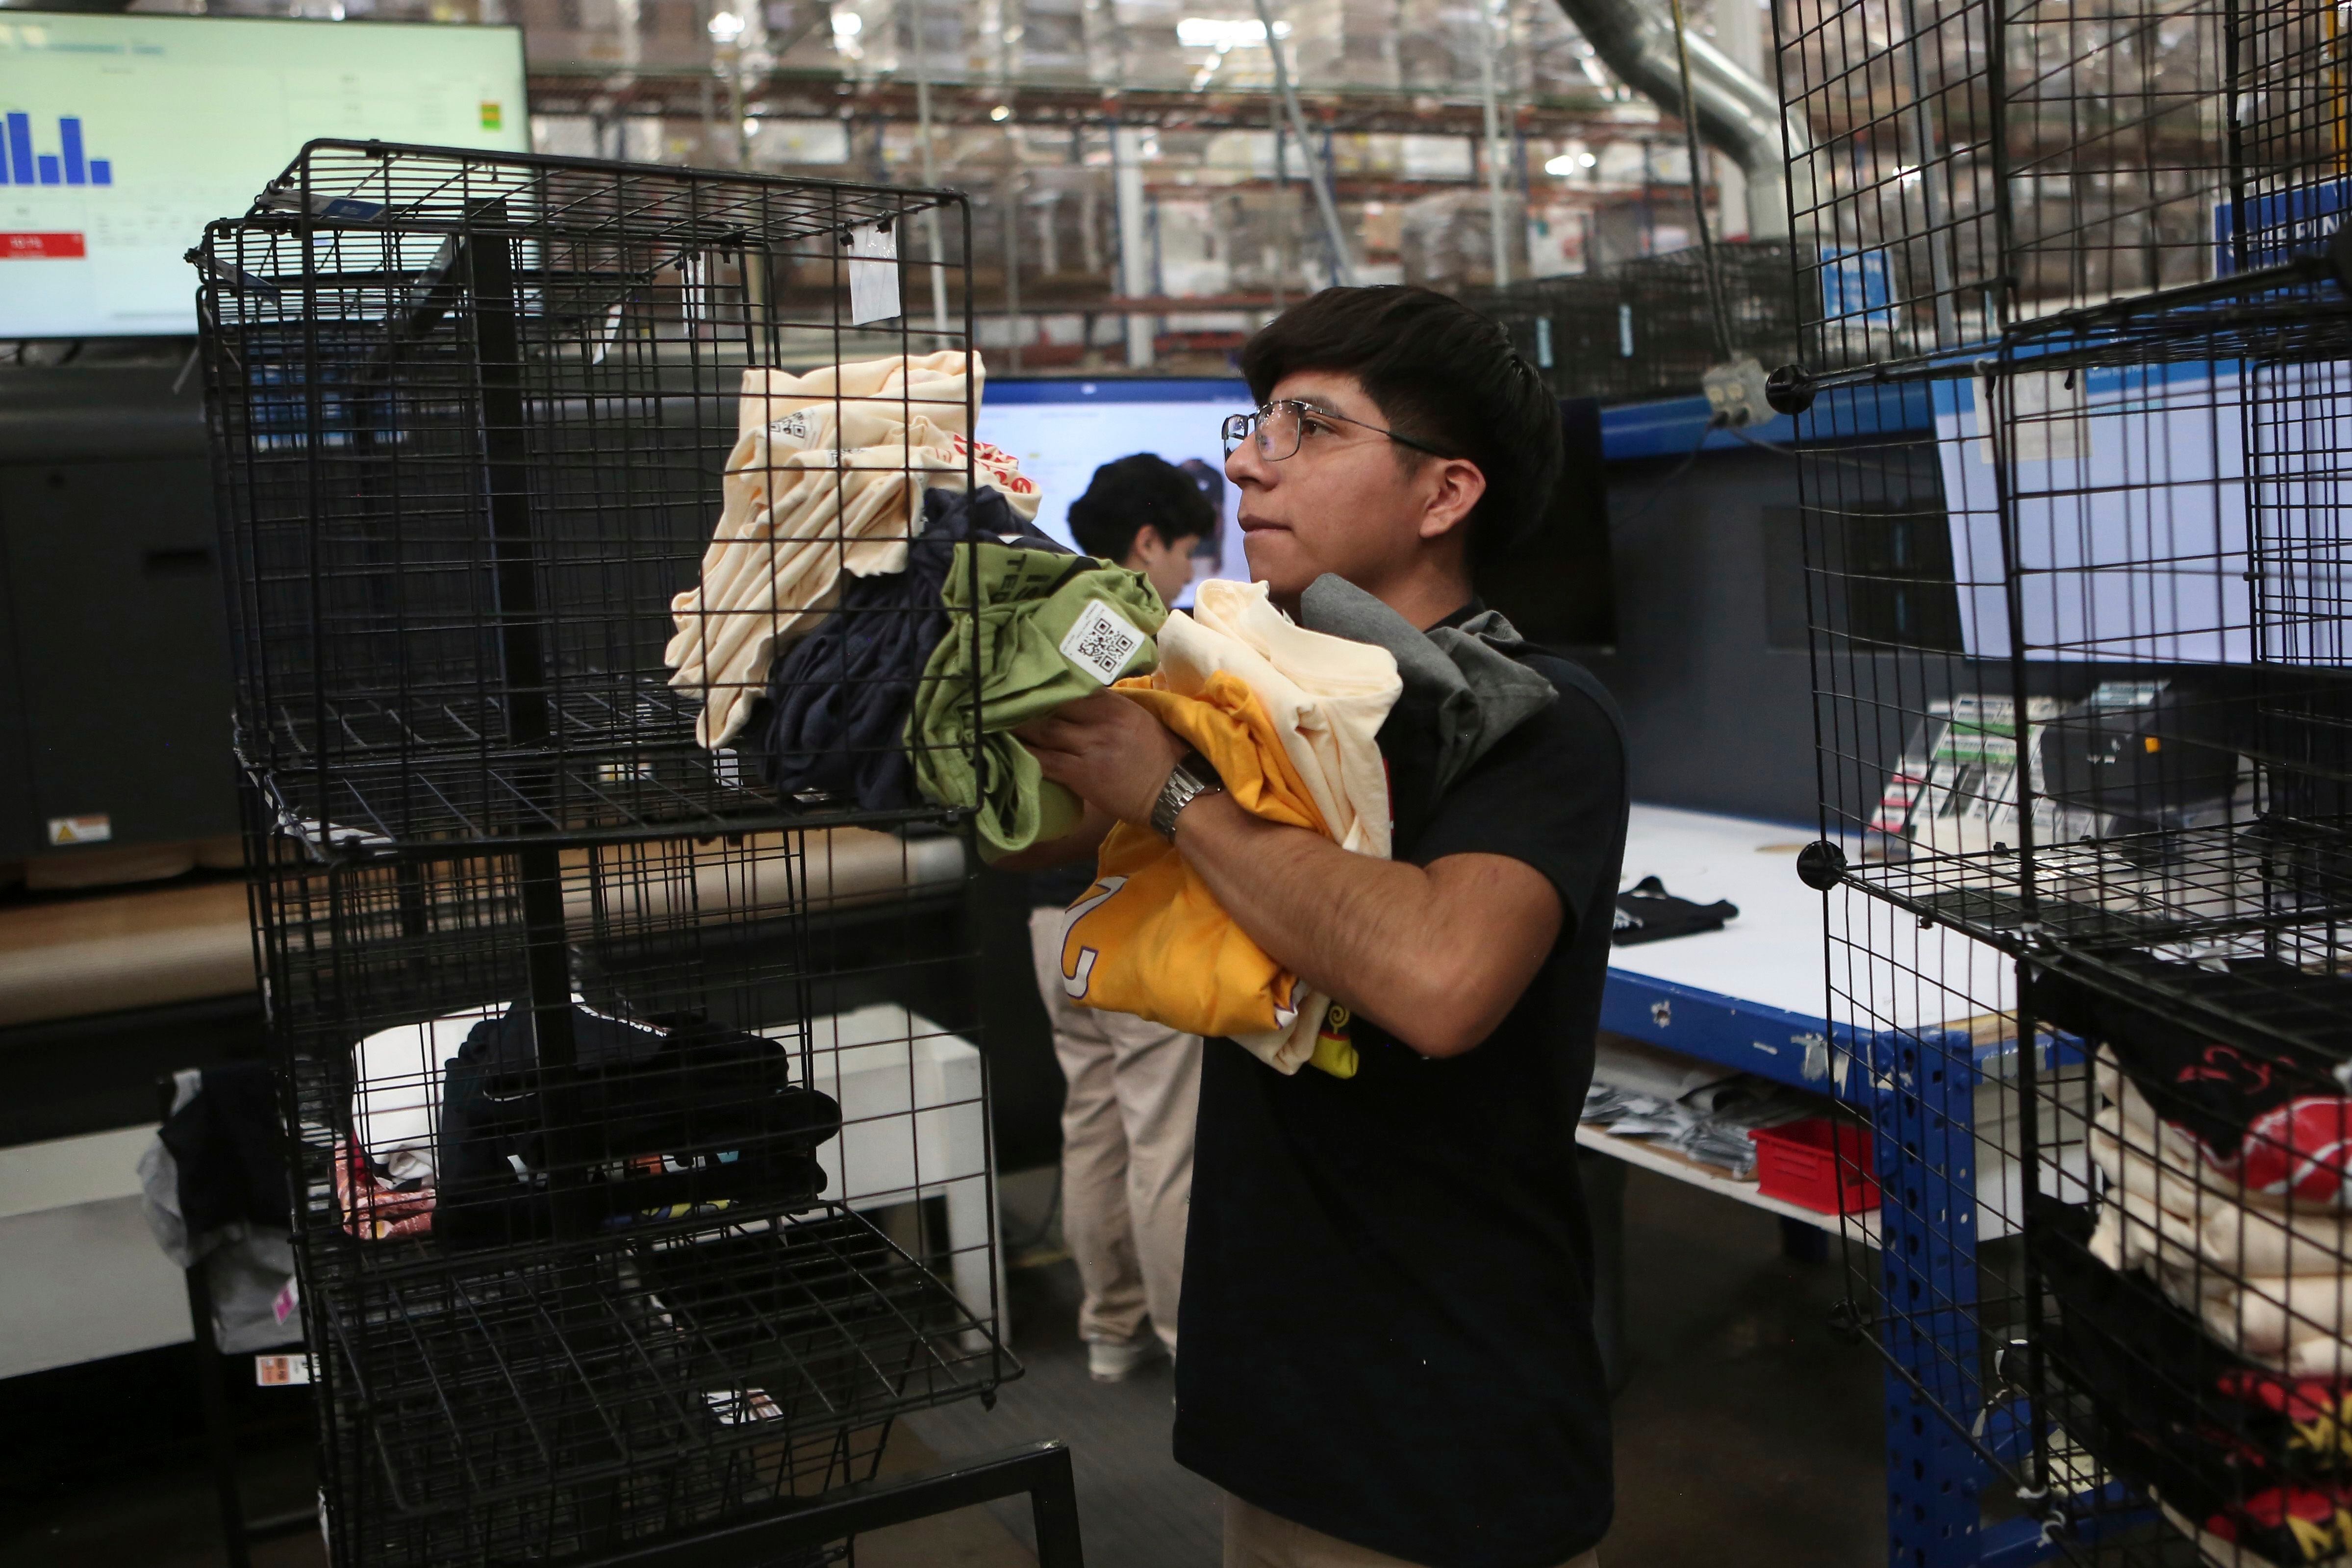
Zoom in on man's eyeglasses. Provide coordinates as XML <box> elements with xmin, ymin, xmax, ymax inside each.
<box><xmin>1220</xmin><ymin>399</ymin><xmax>1453</xmax><ymax>463</ymax></box>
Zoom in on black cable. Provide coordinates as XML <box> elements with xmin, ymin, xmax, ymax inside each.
<box><xmin>1726</xmin><ymin>423</ymin><xmax>1794</xmax><ymax>456</ymax></box>
<box><xmin>1668</xmin><ymin>0</ymin><xmax>1735</xmax><ymax>366</ymax></box>
<box><xmin>1611</xmin><ymin>410</ymin><xmax>1729</xmax><ymax>531</ymax></box>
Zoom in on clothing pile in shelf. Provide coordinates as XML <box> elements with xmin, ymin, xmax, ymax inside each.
<box><xmin>2037</xmin><ymin>956</ymin><xmax>2352</xmax><ymax>1568</ymax></box>
<box><xmin>1577</xmin><ymin>1035</ymin><xmax>1808</xmax><ymax>1178</ymax></box>
<box><xmin>1055</xmin><ymin>574</ymin><xmax>1558</xmax><ymax>1079</ymax></box>
<box><xmin>666</xmin><ymin>351</ymin><xmax>1043</xmax><ymax>750</ymax></box>
<box><xmin>139</xmin><ymin>1062</ymin><xmax>303</xmax><ymax>1353</ymax></box>
<box><xmin>339</xmin><ymin>1000</ymin><xmax>842</xmax><ymax>1249</ymax></box>
<box><xmin>2035</xmin><ymin>1194</ymin><xmax>2352</xmax><ymax>1568</ymax></box>
<box><xmin>665</xmin><ymin>351</ymin><xmax>1177</xmax><ymax>851</ymax></box>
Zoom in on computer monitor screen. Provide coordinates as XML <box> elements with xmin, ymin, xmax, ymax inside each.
<box><xmin>0</xmin><ymin>14</ymin><xmax>528</xmax><ymax>339</ymax></box>
<box><xmin>979</xmin><ymin>379</ymin><xmax>1252</xmax><ymax>605</ymax></box>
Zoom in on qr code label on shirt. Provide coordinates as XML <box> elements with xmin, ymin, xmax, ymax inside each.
<box><xmin>1058</xmin><ymin>599</ymin><xmax>1146</xmax><ymax>685</ymax></box>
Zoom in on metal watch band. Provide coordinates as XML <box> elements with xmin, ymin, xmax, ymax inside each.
<box><xmin>1150</xmin><ymin>753</ymin><xmax>1224</xmax><ymax>839</ymax></box>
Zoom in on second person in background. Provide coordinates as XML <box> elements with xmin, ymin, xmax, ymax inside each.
<box><xmin>1027</xmin><ymin>452</ymin><xmax>1219</xmax><ymax>1383</ymax></box>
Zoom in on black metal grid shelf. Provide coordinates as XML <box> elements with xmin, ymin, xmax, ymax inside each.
<box><xmin>202</xmin><ymin>141</ymin><xmax>988</xmax><ymax>856</ymax></box>
<box><xmin>1846</xmin><ymin>816</ymin><xmax>2352</xmax><ymax>953</ymax></box>
<box><xmin>313</xmin><ymin>1207</ymin><xmax>1006</xmax><ymax>1516</ymax></box>
<box><xmin>309</xmin><ymin>1210</ymin><xmax>1008</xmax><ymax>1566</ymax></box>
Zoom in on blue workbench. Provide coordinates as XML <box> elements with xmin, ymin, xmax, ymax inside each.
<box><xmin>1602</xmin><ymin>804</ymin><xmax>2047</xmax><ymax>1568</ymax></box>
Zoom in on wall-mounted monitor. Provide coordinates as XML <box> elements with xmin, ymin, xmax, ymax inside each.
<box><xmin>0</xmin><ymin>13</ymin><xmax>528</xmax><ymax>340</ymax></box>
<box><xmin>979</xmin><ymin>378</ymin><xmax>1251</xmax><ymax>606</ymax></box>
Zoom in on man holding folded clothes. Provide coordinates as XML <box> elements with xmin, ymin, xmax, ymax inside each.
<box><xmin>1005</xmin><ymin>285</ymin><xmax>1627</xmax><ymax>1568</ymax></box>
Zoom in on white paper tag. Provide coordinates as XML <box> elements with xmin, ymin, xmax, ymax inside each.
<box><xmin>844</xmin><ymin>220</ymin><xmax>901</xmax><ymax>325</ymax></box>
<box><xmin>1057</xmin><ymin>599</ymin><xmax>1147</xmax><ymax>685</ymax></box>
<box><xmin>47</xmin><ymin>813</ymin><xmax>111</xmax><ymax>846</ymax></box>
<box><xmin>255</xmin><ymin>1353</ymin><xmax>314</xmax><ymax>1387</ymax></box>
<box><xmin>273</xmin><ymin>1276</ymin><xmax>300</xmax><ymax>1325</ymax></box>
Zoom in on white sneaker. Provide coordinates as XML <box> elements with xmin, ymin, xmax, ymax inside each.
<box><xmin>1087</xmin><ymin>1337</ymin><xmax>1164</xmax><ymax>1383</ymax></box>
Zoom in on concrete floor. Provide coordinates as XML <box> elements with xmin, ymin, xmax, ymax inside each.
<box><xmin>0</xmin><ymin>1164</ymin><xmax>1885</xmax><ymax>1568</ymax></box>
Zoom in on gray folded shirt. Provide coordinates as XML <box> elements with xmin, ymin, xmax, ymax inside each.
<box><xmin>1296</xmin><ymin>573</ymin><xmax>1558</xmax><ymax>838</ymax></box>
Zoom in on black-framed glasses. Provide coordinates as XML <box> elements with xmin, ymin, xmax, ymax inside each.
<box><xmin>1220</xmin><ymin>399</ymin><xmax>1453</xmax><ymax>462</ymax></box>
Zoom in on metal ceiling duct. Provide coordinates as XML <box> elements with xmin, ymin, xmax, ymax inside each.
<box><xmin>1549</xmin><ymin>0</ymin><xmax>1810</xmax><ymax>240</ymax></box>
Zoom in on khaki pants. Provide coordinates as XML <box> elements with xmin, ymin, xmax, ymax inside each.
<box><xmin>1028</xmin><ymin>906</ymin><xmax>1202</xmax><ymax>1353</ymax></box>
<box><xmin>1223</xmin><ymin>1493</ymin><xmax>1601</xmax><ymax>1568</ymax></box>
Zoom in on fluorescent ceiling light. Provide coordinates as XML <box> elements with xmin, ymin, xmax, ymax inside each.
<box><xmin>1176</xmin><ymin>17</ymin><xmax>1290</xmax><ymax>48</ymax></box>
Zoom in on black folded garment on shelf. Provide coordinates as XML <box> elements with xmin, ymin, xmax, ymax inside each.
<box><xmin>435</xmin><ymin>1003</ymin><xmax>841</xmax><ymax>1249</ymax></box>
<box><xmin>752</xmin><ymin>484</ymin><xmax>1069</xmax><ymax>811</ymax></box>
<box><xmin>2027</xmin><ymin>1195</ymin><xmax>2352</xmax><ymax>1561</ymax></box>
<box><xmin>161</xmin><ymin>1059</ymin><xmax>290</xmax><ymax>1236</ymax></box>
<box><xmin>1611</xmin><ymin>875</ymin><xmax>1738</xmax><ymax>945</ymax></box>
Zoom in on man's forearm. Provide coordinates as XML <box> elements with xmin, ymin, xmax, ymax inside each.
<box><xmin>1171</xmin><ymin>793</ymin><xmax>1545</xmax><ymax>1057</ymax></box>
<box><xmin>1013</xmin><ymin>689</ymin><xmax>1559</xmax><ymax>1056</ymax></box>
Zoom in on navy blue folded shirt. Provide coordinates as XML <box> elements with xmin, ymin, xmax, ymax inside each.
<box><xmin>753</xmin><ymin>485</ymin><xmax>1067</xmax><ymax>810</ymax></box>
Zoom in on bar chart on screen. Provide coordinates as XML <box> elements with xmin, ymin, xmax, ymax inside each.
<box><xmin>0</xmin><ymin>12</ymin><xmax>526</xmax><ymax>338</ymax></box>
<box><xmin>0</xmin><ymin>113</ymin><xmax>111</xmax><ymax>187</ymax></box>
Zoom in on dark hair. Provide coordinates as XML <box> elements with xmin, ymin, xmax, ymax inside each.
<box><xmin>1238</xmin><ymin>285</ymin><xmax>1562</xmax><ymax>564</ymax></box>
<box><xmin>1066</xmin><ymin>452</ymin><xmax>1218</xmax><ymax>563</ymax></box>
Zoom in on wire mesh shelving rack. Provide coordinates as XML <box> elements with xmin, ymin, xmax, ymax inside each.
<box><xmin>198</xmin><ymin>141</ymin><xmax>1054</xmax><ymax>1567</ymax></box>
<box><xmin>1459</xmin><ymin>240</ymin><xmax>1810</xmax><ymax>405</ymax></box>
<box><xmin>1770</xmin><ymin>0</ymin><xmax>2352</xmax><ymax>1563</ymax></box>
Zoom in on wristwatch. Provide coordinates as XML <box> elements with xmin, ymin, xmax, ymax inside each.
<box><xmin>1150</xmin><ymin>751</ymin><xmax>1225</xmax><ymax>839</ymax></box>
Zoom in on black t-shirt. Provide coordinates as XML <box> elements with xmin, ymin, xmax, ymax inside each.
<box><xmin>1172</xmin><ymin>629</ymin><xmax>1628</xmax><ymax>1568</ymax></box>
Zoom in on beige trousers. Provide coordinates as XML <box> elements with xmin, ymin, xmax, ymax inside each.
<box><xmin>1223</xmin><ymin>1493</ymin><xmax>1601</xmax><ymax>1568</ymax></box>
<box><xmin>1028</xmin><ymin>906</ymin><xmax>1202</xmax><ymax>1353</ymax></box>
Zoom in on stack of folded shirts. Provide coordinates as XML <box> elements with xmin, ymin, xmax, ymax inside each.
<box><xmin>665</xmin><ymin>351</ymin><xmax>1043</xmax><ymax>749</ymax></box>
<box><xmin>2041</xmin><ymin>955</ymin><xmax>2352</xmax><ymax>1565</ymax></box>
<box><xmin>1058</xmin><ymin>578</ymin><xmax>1403</xmax><ymax>1077</ymax></box>
<box><xmin>2050</xmin><ymin>948</ymin><xmax>2352</xmax><ymax>1381</ymax></box>
<box><xmin>335</xmin><ymin>999</ymin><xmax>843</xmax><ymax>1248</ymax></box>
<box><xmin>2089</xmin><ymin>1045</ymin><xmax>2352</xmax><ymax>1378</ymax></box>
<box><xmin>2032</xmin><ymin>1193</ymin><xmax>2352</xmax><ymax>1568</ymax></box>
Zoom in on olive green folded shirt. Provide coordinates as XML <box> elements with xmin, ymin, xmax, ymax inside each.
<box><xmin>908</xmin><ymin>541</ymin><xmax>1167</xmax><ymax>860</ymax></box>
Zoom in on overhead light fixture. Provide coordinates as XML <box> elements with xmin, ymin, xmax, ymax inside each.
<box><xmin>707</xmin><ymin>11</ymin><xmax>745</xmax><ymax>40</ymax></box>
<box><xmin>1175</xmin><ymin>17</ymin><xmax>1290</xmax><ymax>48</ymax></box>
<box><xmin>1543</xmin><ymin>153</ymin><xmax>1575</xmax><ymax>177</ymax></box>
<box><xmin>831</xmin><ymin>10</ymin><xmax>861</xmax><ymax>36</ymax></box>
<box><xmin>990</xmin><ymin>103</ymin><xmax>1012</xmax><ymax>122</ymax></box>
<box><xmin>743</xmin><ymin>116</ymin><xmax>760</xmax><ymax>137</ymax></box>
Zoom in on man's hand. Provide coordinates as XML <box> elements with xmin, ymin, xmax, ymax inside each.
<box><xmin>1016</xmin><ymin>690</ymin><xmax>1188</xmax><ymax>828</ymax></box>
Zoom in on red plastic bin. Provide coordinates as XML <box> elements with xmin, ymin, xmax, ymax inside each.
<box><xmin>1749</xmin><ymin>1117</ymin><xmax>1880</xmax><ymax>1215</ymax></box>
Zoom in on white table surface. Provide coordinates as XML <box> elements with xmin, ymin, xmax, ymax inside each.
<box><xmin>1611</xmin><ymin>803</ymin><xmax>2011</xmax><ymax>1036</ymax></box>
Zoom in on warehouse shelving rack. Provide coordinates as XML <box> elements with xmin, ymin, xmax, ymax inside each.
<box><xmin>1768</xmin><ymin>0</ymin><xmax>2352</xmax><ymax>1563</ymax></box>
<box><xmin>198</xmin><ymin>140</ymin><xmax>1078</xmax><ymax>1566</ymax></box>
<box><xmin>1459</xmin><ymin>240</ymin><xmax>1810</xmax><ymax>405</ymax></box>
